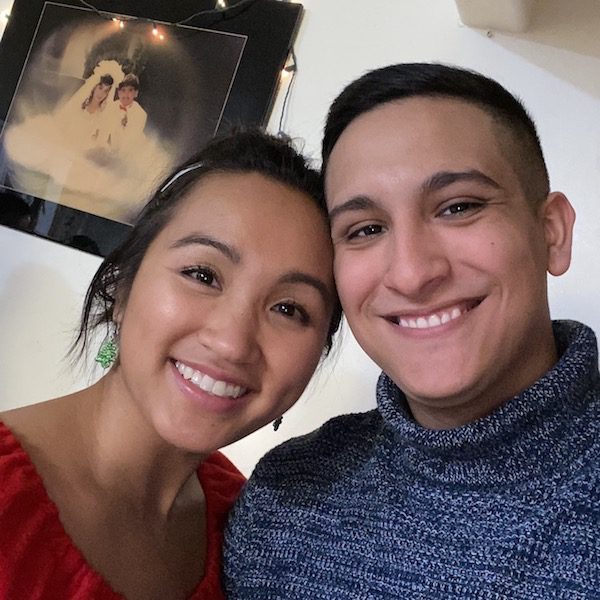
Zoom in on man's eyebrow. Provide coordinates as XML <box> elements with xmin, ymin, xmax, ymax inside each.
<box><xmin>422</xmin><ymin>170</ymin><xmax>501</xmax><ymax>193</ymax></box>
<box><xmin>278</xmin><ymin>272</ymin><xmax>331</xmax><ymax>304</ymax></box>
<box><xmin>328</xmin><ymin>196</ymin><xmax>376</xmax><ymax>223</ymax></box>
<box><xmin>170</xmin><ymin>234</ymin><xmax>241</xmax><ymax>263</ymax></box>
<box><xmin>328</xmin><ymin>171</ymin><xmax>500</xmax><ymax>222</ymax></box>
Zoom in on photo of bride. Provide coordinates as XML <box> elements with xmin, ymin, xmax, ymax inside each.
<box><xmin>0</xmin><ymin>2</ymin><xmax>246</xmax><ymax>224</ymax></box>
<box><xmin>4</xmin><ymin>60</ymin><xmax>123</xmax><ymax>201</ymax></box>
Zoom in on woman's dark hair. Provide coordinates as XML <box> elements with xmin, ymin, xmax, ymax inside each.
<box><xmin>322</xmin><ymin>62</ymin><xmax>549</xmax><ymax>205</ymax></box>
<box><xmin>82</xmin><ymin>73</ymin><xmax>114</xmax><ymax>110</ymax></box>
<box><xmin>73</xmin><ymin>129</ymin><xmax>342</xmax><ymax>360</ymax></box>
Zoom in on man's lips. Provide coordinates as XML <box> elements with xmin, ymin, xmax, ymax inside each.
<box><xmin>383</xmin><ymin>298</ymin><xmax>484</xmax><ymax>330</ymax></box>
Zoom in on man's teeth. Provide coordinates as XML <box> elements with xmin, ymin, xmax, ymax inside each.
<box><xmin>398</xmin><ymin>306</ymin><xmax>463</xmax><ymax>330</ymax></box>
<box><xmin>175</xmin><ymin>361</ymin><xmax>246</xmax><ymax>398</ymax></box>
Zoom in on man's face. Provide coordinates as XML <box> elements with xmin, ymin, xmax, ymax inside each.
<box><xmin>326</xmin><ymin>97</ymin><xmax>574</xmax><ymax>427</ymax></box>
<box><xmin>118</xmin><ymin>85</ymin><xmax>138</xmax><ymax>107</ymax></box>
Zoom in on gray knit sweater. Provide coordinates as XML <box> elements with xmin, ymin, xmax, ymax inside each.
<box><xmin>224</xmin><ymin>320</ymin><xmax>600</xmax><ymax>599</ymax></box>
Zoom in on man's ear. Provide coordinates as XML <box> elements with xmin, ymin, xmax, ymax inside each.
<box><xmin>539</xmin><ymin>191</ymin><xmax>576</xmax><ymax>276</ymax></box>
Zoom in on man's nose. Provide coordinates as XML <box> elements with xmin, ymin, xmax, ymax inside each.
<box><xmin>381</xmin><ymin>225</ymin><xmax>450</xmax><ymax>299</ymax></box>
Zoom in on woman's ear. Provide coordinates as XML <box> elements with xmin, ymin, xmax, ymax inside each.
<box><xmin>539</xmin><ymin>191</ymin><xmax>576</xmax><ymax>277</ymax></box>
<box><xmin>113</xmin><ymin>291</ymin><xmax>125</xmax><ymax>326</ymax></box>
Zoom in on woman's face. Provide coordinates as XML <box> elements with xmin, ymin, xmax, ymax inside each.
<box><xmin>114</xmin><ymin>172</ymin><xmax>336</xmax><ymax>454</ymax></box>
<box><xmin>92</xmin><ymin>82</ymin><xmax>111</xmax><ymax>105</ymax></box>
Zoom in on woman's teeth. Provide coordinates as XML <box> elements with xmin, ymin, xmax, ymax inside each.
<box><xmin>175</xmin><ymin>361</ymin><xmax>246</xmax><ymax>398</ymax></box>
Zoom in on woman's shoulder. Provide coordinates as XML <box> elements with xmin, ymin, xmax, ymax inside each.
<box><xmin>0</xmin><ymin>421</ymin><xmax>75</xmax><ymax>594</ymax></box>
<box><xmin>0</xmin><ymin>420</ymin><xmax>38</xmax><ymax>483</ymax></box>
<box><xmin>0</xmin><ymin>418</ymin><xmax>59</xmax><ymax>524</ymax></box>
<box><xmin>0</xmin><ymin>428</ymin><xmax>118</xmax><ymax>597</ymax></box>
<box><xmin>0</xmin><ymin>397</ymin><xmax>85</xmax><ymax>521</ymax></box>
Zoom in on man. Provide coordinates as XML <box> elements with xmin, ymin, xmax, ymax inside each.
<box><xmin>224</xmin><ymin>64</ymin><xmax>600</xmax><ymax>598</ymax></box>
<box><xmin>106</xmin><ymin>73</ymin><xmax>147</xmax><ymax>156</ymax></box>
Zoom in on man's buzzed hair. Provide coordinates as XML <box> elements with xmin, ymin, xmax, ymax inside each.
<box><xmin>322</xmin><ymin>63</ymin><xmax>550</xmax><ymax>206</ymax></box>
<box><xmin>118</xmin><ymin>73</ymin><xmax>140</xmax><ymax>91</ymax></box>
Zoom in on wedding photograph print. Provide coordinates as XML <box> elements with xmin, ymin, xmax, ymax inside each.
<box><xmin>0</xmin><ymin>2</ymin><xmax>246</xmax><ymax>224</ymax></box>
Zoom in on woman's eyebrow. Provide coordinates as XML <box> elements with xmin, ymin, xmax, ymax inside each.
<box><xmin>170</xmin><ymin>234</ymin><xmax>241</xmax><ymax>263</ymax></box>
<box><xmin>278</xmin><ymin>272</ymin><xmax>331</xmax><ymax>304</ymax></box>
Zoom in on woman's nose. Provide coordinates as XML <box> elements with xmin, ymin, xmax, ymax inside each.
<box><xmin>195</xmin><ymin>302</ymin><xmax>262</xmax><ymax>365</ymax></box>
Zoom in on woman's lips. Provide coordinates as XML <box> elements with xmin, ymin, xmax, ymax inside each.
<box><xmin>174</xmin><ymin>360</ymin><xmax>247</xmax><ymax>399</ymax></box>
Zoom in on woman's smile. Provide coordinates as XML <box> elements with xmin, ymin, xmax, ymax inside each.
<box><xmin>114</xmin><ymin>171</ymin><xmax>336</xmax><ymax>453</ymax></box>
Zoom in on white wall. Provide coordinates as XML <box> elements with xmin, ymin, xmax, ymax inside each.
<box><xmin>1</xmin><ymin>0</ymin><xmax>599</xmax><ymax>476</ymax></box>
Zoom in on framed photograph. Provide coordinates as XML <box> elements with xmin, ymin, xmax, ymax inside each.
<box><xmin>0</xmin><ymin>0</ymin><xmax>302</xmax><ymax>255</ymax></box>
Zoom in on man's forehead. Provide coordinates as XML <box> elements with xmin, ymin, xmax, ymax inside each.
<box><xmin>326</xmin><ymin>98</ymin><xmax>512</xmax><ymax>186</ymax></box>
<box><xmin>325</xmin><ymin>97</ymin><xmax>517</xmax><ymax>207</ymax></box>
<box><xmin>336</xmin><ymin>97</ymin><xmax>497</xmax><ymax>147</ymax></box>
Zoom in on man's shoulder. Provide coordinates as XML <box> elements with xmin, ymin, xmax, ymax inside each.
<box><xmin>132</xmin><ymin>101</ymin><xmax>147</xmax><ymax>116</ymax></box>
<box><xmin>250</xmin><ymin>409</ymin><xmax>383</xmax><ymax>487</ymax></box>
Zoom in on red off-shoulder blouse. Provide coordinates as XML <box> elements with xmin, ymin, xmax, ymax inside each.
<box><xmin>0</xmin><ymin>422</ymin><xmax>245</xmax><ymax>599</ymax></box>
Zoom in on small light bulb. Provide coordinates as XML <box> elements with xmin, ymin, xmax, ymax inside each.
<box><xmin>119</xmin><ymin>20</ymin><xmax>125</xmax><ymax>29</ymax></box>
<box><xmin>152</xmin><ymin>24</ymin><xmax>158</xmax><ymax>36</ymax></box>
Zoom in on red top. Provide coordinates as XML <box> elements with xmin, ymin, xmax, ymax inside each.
<box><xmin>0</xmin><ymin>422</ymin><xmax>245</xmax><ymax>599</ymax></box>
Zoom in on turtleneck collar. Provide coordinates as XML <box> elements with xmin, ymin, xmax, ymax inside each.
<box><xmin>376</xmin><ymin>320</ymin><xmax>600</xmax><ymax>485</ymax></box>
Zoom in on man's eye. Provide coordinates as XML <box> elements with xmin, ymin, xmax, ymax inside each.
<box><xmin>182</xmin><ymin>266</ymin><xmax>219</xmax><ymax>288</ymax></box>
<box><xmin>272</xmin><ymin>301</ymin><xmax>309</xmax><ymax>325</ymax></box>
<box><xmin>348</xmin><ymin>224</ymin><xmax>383</xmax><ymax>240</ymax></box>
<box><xmin>439</xmin><ymin>201</ymin><xmax>483</xmax><ymax>217</ymax></box>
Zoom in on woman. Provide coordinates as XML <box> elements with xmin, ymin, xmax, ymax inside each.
<box><xmin>82</xmin><ymin>73</ymin><xmax>114</xmax><ymax>114</ymax></box>
<box><xmin>73</xmin><ymin>73</ymin><xmax>114</xmax><ymax>146</ymax></box>
<box><xmin>0</xmin><ymin>130</ymin><xmax>342</xmax><ymax>599</ymax></box>
<box><xmin>51</xmin><ymin>72</ymin><xmax>116</xmax><ymax>154</ymax></box>
<box><xmin>55</xmin><ymin>60</ymin><xmax>124</xmax><ymax>153</ymax></box>
<box><xmin>4</xmin><ymin>61</ymin><xmax>123</xmax><ymax>185</ymax></box>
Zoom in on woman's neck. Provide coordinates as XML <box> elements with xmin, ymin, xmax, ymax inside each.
<box><xmin>70</xmin><ymin>375</ymin><xmax>207</xmax><ymax>519</ymax></box>
<box><xmin>85</xmin><ymin>101</ymin><xmax>101</xmax><ymax>114</ymax></box>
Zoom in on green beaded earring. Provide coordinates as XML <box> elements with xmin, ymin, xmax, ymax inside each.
<box><xmin>95</xmin><ymin>324</ymin><xmax>119</xmax><ymax>369</ymax></box>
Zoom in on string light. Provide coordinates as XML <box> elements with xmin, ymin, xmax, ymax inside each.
<box><xmin>78</xmin><ymin>0</ymin><xmax>258</xmax><ymax>30</ymax></box>
<box><xmin>152</xmin><ymin>23</ymin><xmax>158</xmax><ymax>36</ymax></box>
<box><xmin>280</xmin><ymin>53</ymin><xmax>296</xmax><ymax>80</ymax></box>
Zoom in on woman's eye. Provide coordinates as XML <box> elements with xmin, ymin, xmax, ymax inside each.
<box><xmin>272</xmin><ymin>301</ymin><xmax>310</xmax><ymax>325</ymax></box>
<box><xmin>181</xmin><ymin>266</ymin><xmax>219</xmax><ymax>288</ymax></box>
<box><xmin>439</xmin><ymin>201</ymin><xmax>483</xmax><ymax>217</ymax></box>
<box><xmin>347</xmin><ymin>223</ymin><xmax>383</xmax><ymax>240</ymax></box>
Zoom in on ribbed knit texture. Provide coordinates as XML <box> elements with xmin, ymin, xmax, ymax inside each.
<box><xmin>224</xmin><ymin>320</ymin><xmax>600</xmax><ymax>599</ymax></box>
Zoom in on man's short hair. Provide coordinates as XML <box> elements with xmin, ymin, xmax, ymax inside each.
<box><xmin>118</xmin><ymin>73</ymin><xmax>140</xmax><ymax>91</ymax></box>
<box><xmin>322</xmin><ymin>63</ymin><xmax>550</xmax><ymax>205</ymax></box>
